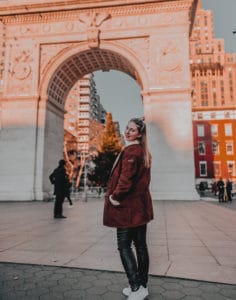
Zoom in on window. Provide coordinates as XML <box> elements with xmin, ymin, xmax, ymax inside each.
<box><xmin>210</xmin><ymin>112</ymin><xmax>216</xmax><ymax>119</ymax></box>
<box><xmin>198</xmin><ymin>142</ymin><xmax>206</xmax><ymax>155</ymax></box>
<box><xmin>200</xmin><ymin>81</ymin><xmax>208</xmax><ymax>104</ymax></box>
<box><xmin>225</xmin><ymin>112</ymin><xmax>230</xmax><ymax>118</ymax></box>
<box><xmin>213</xmin><ymin>162</ymin><xmax>221</xmax><ymax>177</ymax></box>
<box><xmin>199</xmin><ymin>161</ymin><xmax>207</xmax><ymax>176</ymax></box>
<box><xmin>78</xmin><ymin>135</ymin><xmax>89</xmax><ymax>142</ymax></box>
<box><xmin>79</xmin><ymin>112</ymin><xmax>90</xmax><ymax>118</ymax></box>
<box><xmin>81</xmin><ymin>120</ymin><xmax>89</xmax><ymax>126</ymax></box>
<box><xmin>227</xmin><ymin>161</ymin><xmax>236</xmax><ymax>176</ymax></box>
<box><xmin>197</xmin><ymin>113</ymin><xmax>203</xmax><ymax>120</ymax></box>
<box><xmin>226</xmin><ymin>141</ymin><xmax>234</xmax><ymax>155</ymax></box>
<box><xmin>225</xmin><ymin>124</ymin><xmax>232</xmax><ymax>136</ymax></box>
<box><xmin>212</xmin><ymin>141</ymin><xmax>219</xmax><ymax>154</ymax></box>
<box><xmin>197</xmin><ymin>125</ymin><xmax>205</xmax><ymax>137</ymax></box>
<box><xmin>211</xmin><ymin>124</ymin><xmax>218</xmax><ymax>136</ymax></box>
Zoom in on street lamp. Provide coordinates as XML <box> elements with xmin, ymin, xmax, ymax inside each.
<box><xmin>83</xmin><ymin>160</ymin><xmax>89</xmax><ymax>202</ymax></box>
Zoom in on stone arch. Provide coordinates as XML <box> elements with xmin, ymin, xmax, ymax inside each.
<box><xmin>38</xmin><ymin>41</ymin><xmax>148</xmax><ymax>199</ymax></box>
<box><xmin>0</xmin><ymin>0</ymin><xmax>199</xmax><ymax>202</ymax></box>
<box><xmin>40</xmin><ymin>41</ymin><xmax>149</xmax><ymax>104</ymax></box>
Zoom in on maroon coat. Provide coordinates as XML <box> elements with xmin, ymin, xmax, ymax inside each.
<box><xmin>103</xmin><ymin>143</ymin><xmax>154</xmax><ymax>228</ymax></box>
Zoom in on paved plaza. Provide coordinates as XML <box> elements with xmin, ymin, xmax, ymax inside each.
<box><xmin>1</xmin><ymin>197</ymin><xmax>236</xmax><ymax>299</ymax></box>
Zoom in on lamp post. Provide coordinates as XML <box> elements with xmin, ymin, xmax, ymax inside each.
<box><xmin>83</xmin><ymin>160</ymin><xmax>88</xmax><ymax>202</ymax></box>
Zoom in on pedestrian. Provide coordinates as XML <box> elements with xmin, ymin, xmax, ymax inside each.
<box><xmin>199</xmin><ymin>181</ymin><xmax>205</xmax><ymax>197</ymax></box>
<box><xmin>217</xmin><ymin>177</ymin><xmax>225</xmax><ymax>203</ymax></box>
<box><xmin>103</xmin><ymin>117</ymin><xmax>153</xmax><ymax>300</ymax></box>
<box><xmin>49</xmin><ymin>159</ymin><xmax>67</xmax><ymax>218</ymax></box>
<box><xmin>211</xmin><ymin>181</ymin><xmax>218</xmax><ymax>196</ymax></box>
<box><xmin>226</xmin><ymin>179</ymin><xmax>233</xmax><ymax>202</ymax></box>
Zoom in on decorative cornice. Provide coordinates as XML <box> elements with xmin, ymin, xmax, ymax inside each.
<box><xmin>142</xmin><ymin>88</ymin><xmax>191</xmax><ymax>97</ymax></box>
<box><xmin>0</xmin><ymin>1</ymin><xmax>194</xmax><ymax>16</ymax></box>
<box><xmin>192</xmin><ymin>106</ymin><xmax>236</xmax><ymax>112</ymax></box>
<box><xmin>0</xmin><ymin>95</ymin><xmax>39</xmax><ymax>102</ymax></box>
<box><xmin>0</xmin><ymin>1</ymin><xmax>193</xmax><ymax>24</ymax></box>
<box><xmin>192</xmin><ymin>109</ymin><xmax>236</xmax><ymax>121</ymax></box>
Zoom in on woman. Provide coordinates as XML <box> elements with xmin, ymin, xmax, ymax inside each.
<box><xmin>103</xmin><ymin>118</ymin><xmax>153</xmax><ymax>300</ymax></box>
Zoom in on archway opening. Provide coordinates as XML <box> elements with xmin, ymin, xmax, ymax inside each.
<box><xmin>47</xmin><ymin>48</ymin><xmax>142</xmax><ymax>108</ymax></box>
<box><xmin>43</xmin><ymin>48</ymin><xmax>144</xmax><ymax>198</ymax></box>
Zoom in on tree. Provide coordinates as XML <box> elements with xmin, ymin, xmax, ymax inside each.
<box><xmin>88</xmin><ymin>113</ymin><xmax>123</xmax><ymax>187</ymax></box>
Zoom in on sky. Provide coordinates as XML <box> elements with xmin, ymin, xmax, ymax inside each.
<box><xmin>94</xmin><ymin>0</ymin><xmax>236</xmax><ymax>133</ymax></box>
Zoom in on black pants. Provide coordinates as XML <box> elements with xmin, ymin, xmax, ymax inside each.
<box><xmin>64</xmin><ymin>194</ymin><xmax>73</xmax><ymax>205</ymax></box>
<box><xmin>227</xmin><ymin>190</ymin><xmax>232</xmax><ymax>201</ymax></box>
<box><xmin>218</xmin><ymin>191</ymin><xmax>224</xmax><ymax>202</ymax></box>
<box><xmin>117</xmin><ymin>224</ymin><xmax>149</xmax><ymax>291</ymax></box>
<box><xmin>54</xmin><ymin>194</ymin><xmax>64</xmax><ymax>217</ymax></box>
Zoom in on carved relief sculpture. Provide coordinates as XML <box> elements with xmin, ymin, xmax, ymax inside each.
<box><xmin>158</xmin><ymin>40</ymin><xmax>184</xmax><ymax>85</ymax></box>
<box><xmin>78</xmin><ymin>12</ymin><xmax>111</xmax><ymax>48</ymax></box>
<box><xmin>6</xmin><ymin>41</ymin><xmax>37</xmax><ymax>95</ymax></box>
<box><xmin>40</xmin><ymin>43</ymin><xmax>73</xmax><ymax>79</ymax></box>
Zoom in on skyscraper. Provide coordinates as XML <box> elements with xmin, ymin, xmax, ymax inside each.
<box><xmin>64</xmin><ymin>74</ymin><xmax>106</xmax><ymax>156</ymax></box>
<box><xmin>190</xmin><ymin>1</ymin><xmax>236</xmax><ymax>186</ymax></box>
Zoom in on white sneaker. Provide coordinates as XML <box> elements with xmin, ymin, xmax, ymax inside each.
<box><xmin>127</xmin><ymin>286</ymin><xmax>149</xmax><ymax>300</ymax></box>
<box><xmin>68</xmin><ymin>204</ymin><xmax>74</xmax><ymax>208</ymax></box>
<box><xmin>123</xmin><ymin>285</ymin><xmax>148</xmax><ymax>297</ymax></box>
<box><xmin>122</xmin><ymin>286</ymin><xmax>131</xmax><ymax>296</ymax></box>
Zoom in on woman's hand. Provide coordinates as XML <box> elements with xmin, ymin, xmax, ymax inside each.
<box><xmin>109</xmin><ymin>195</ymin><xmax>120</xmax><ymax>206</ymax></box>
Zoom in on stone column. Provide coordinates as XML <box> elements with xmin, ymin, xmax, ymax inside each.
<box><xmin>41</xmin><ymin>99</ymin><xmax>65</xmax><ymax>200</ymax></box>
<box><xmin>0</xmin><ymin>38</ymin><xmax>41</xmax><ymax>201</ymax></box>
<box><xmin>0</xmin><ymin>96</ymin><xmax>39</xmax><ymax>201</ymax></box>
<box><xmin>143</xmin><ymin>90</ymin><xmax>199</xmax><ymax>200</ymax></box>
<box><xmin>142</xmin><ymin>6</ymin><xmax>199</xmax><ymax>200</ymax></box>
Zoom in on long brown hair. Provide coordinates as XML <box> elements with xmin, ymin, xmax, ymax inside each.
<box><xmin>129</xmin><ymin>117</ymin><xmax>151</xmax><ymax>168</ymax></box>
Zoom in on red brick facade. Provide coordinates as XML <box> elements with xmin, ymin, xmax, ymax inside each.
<box><xmin>190</xmin><ymin>2</ymin><xmax>236</xmax><ymax>186</ymax></box>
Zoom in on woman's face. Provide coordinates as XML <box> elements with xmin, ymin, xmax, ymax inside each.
<box><xmin>124</xmin><ymin>121</ymin><xmax>141</xmax><ymax>142</ymax></box>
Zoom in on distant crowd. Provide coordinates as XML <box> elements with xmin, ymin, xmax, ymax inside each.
<box><xmin>199</xmin><ymin>178</ymin><xmax>234</xmax><ymax>203</ymax></box>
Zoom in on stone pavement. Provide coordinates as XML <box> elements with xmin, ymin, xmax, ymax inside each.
<box><xmin>1</xmin><ymin>197</ymin><xmax>236</xmax><ymax>299</ymax></box>
<box><xmin>1</xmin><ymin>261</ymin><xmax>236</xmax><ymax>300</ymax></box>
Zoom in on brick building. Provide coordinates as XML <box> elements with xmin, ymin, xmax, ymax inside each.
<box><xmin>190</xmin><ymin>0</ymin><xmax>236</xmax><ymax>187</ymax></box>
<box><xmin>64</xmin><ymin>74</ymin><xmax>106</xmax><ymax>156</ymax></box>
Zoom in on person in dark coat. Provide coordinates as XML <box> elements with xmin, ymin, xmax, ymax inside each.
<box><xmin>49</xmin><ymin>159</ymin><xmax>67</xmax><ymax>218</ymax></box>
<box><xmin>226</xmin><ymin>179</ymin><xmax>233</xmax><ymax>202</ymax></box>
<box><xmin>211</xmin><ymin>181</ymin><xmax>218</xmax><ymax>196</ymax></box>
<box><xmin>103</xmin><ymin>118</ymin><xmax>153</xmax><ymax>300</ymax></box>
<box><xmin>217</xmin><ymin>178</ymin><xmax>225</xmax><ymax>203</ymax></box>
<box><xmin>199</xmin><ymin>181</ymin><xmax>205</xmax><ymax>197</ymax></box>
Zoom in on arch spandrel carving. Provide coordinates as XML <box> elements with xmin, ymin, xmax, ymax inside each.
<box><xmin>4</xmin><ymin>40</ymin><xmax>39</xmax><ymax>96</ymax></box>
<box><xmin>40</xmin><ymin>43</ymin><xmax>75</xmax><ymax>79</ymax></box>
<box><xmin>117</xmin><ymin>37</ymin><xmax>150</xmax><ymax>71</ymax></box>
<box><xmin>157</xmin><ymin>40</ymin><xmax>185</xmax><ymax>86</ymax></box>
